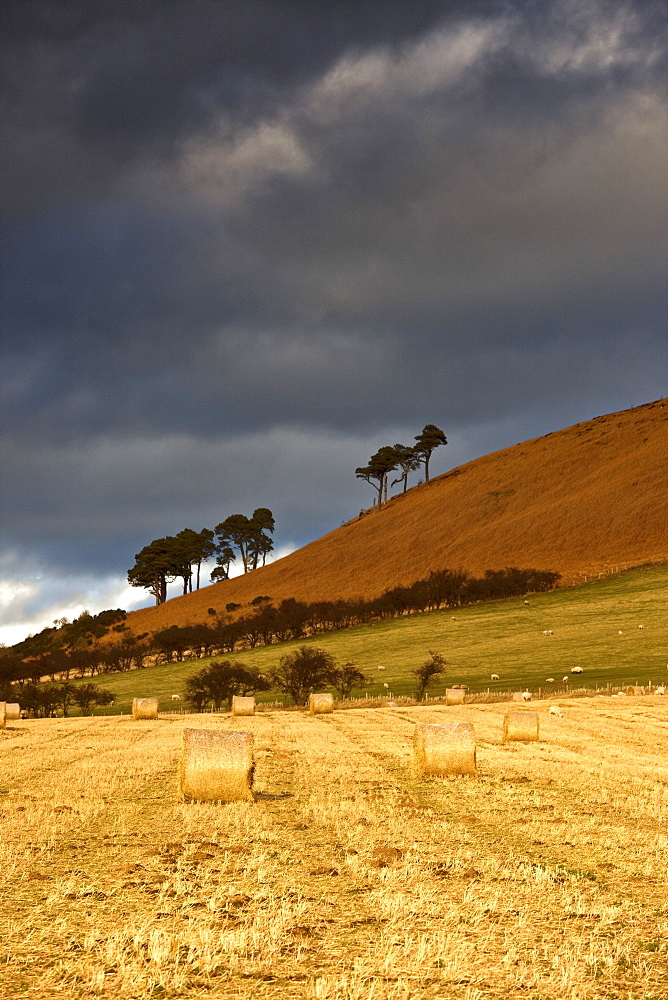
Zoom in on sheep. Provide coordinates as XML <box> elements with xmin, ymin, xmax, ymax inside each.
<box><xmin>562</xmin><ymin>676</ymin><xmax>569</xmax><ymax>683</ymax></box>
<box><xmin>546</xmin><ymin>677</ymin><xmax>555</xmax><ymax>683</ymax></box>
<box><xmin>377</xmin><ymin>665</ymin><xmax>386</xmax><ymax>672</ymax></box>
<box><xmin>542</xmin><ymin>630</ymin><xmax>554</xmax><ymax>636</ymax></box>
<box><xmin>490</xmin><ymin>673</ymin><xmax>500</xmax><ymax>681</ymax></box>
<box><xmin>570</xmin><ymin>666</ymin><xmax>583</xmax><ymax>674</ymax></box>
<box><xmin>656</xmin><ymin>686</ymin><xmax>665</xmax><ymax>696</ymax></box>
<box><xmin>521</xmin><ymin>690</ymin><xmax>532</xmax><ymax>702</ymax></box>
<box><xmin>638</xmin><ymin>625</ymin><xmax>644</xmax><ymax>629</ymax></box>
<box><xmin>549</xmin><ymin>706</ymin><xmax>563</xmax><ymax>718</ymax></box>
<box><xmin>524</xmin><ymin>600</ymin><xmax>530</xmax><ymax>605</ymax></box>
<box><xmin>171</xmin><ymin>694</ymin><xmax>181</xmax><ymax>701</ymax></box>
<box><xmin>618</xmin><ymin>630</ymin><xmax>623</xmax><ymax>635</ymax></box>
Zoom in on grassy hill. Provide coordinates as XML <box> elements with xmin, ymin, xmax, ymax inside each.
<box><xmin>85</xmin><ymin>562</ymin><xmax>668</xmax><ymax>714</ymax></box>
<box><xmin>123</xmin><ymin>397</ymin><xmax>668</xmax><ymax>637</ymax></box>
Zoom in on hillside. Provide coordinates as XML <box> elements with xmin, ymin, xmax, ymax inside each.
<box><xmin>124</xmin><ymin>398</ymin><xmax>668</xmax><ymax>635</ymax></box>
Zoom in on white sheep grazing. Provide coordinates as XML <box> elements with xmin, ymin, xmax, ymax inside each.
<box><xmin>377</xmin><ymin>665</ymin><xmax>386</xmax><ymax>671</ymax></box>
<box><xmin>570</xmin><ymin>666</ymin><xmax>583</xmax><ymax>674</ymax></box>
<box><xmin>542</xmin><ymin>630</ymin><xmax>554</xmax><ymax>636</ymax></box>
<box><xmin>618</xmin><ymin>630</ymin><xmax>623</xmax><ymax>635</ymax></box>
<box><xmin>638</xmin><ymin>625</ymin><xmax>644</xmax><ymax>629</ymax></box>
<box><xmin>546</xmin><ymin>677</ymin><xmax>555</xmax><ymax>683</ymax></box>
<box><xmin>170</xmin><ymin>694</ymin><xmax>181</xmax><ymax>701</ymax></box>
<box><xmin>522</xmin><ymin>690</ymin><xmax>532</xmax><ymax>701</ymax></box>
<box><xmin>383</xmin><ymin>683</ymin><xmax>389</xmax><ymax>689</ymax></box>
<box><xmin>562</xmin><ymin>676</ymin><xmax>569</xmax><ymax>683</ymax></box>
<box><xmin>549</xmin><ymin>706</ymin><xmax>563</xmax><ymax>718</ymax></box>
<box><xmin>524</xmin><ymin>600</ymin><xmax>530</xmax><ymax>605</ymax></box>
<box><xmin>656</xmin><ymin>686</ymin><xmax>665</xmax><ymax>696</ymax></box>
<box><xmin>491</xmin><ymin>673</ymin><xmax>500</xmax><ymax>681</ymax></box>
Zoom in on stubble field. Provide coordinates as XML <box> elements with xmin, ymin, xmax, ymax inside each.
<box><xmin>2</xmin><ymin>697</ymin><xmax>667</xmax><ymax>999</ymax></box>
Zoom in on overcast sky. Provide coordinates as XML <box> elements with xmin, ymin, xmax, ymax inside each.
<box><xmin>1</xmin><ymin>0</ymin><xmax>666</xmax><ymax>645</ymax></box>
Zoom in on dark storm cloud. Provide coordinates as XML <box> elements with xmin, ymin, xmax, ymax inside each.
<box><xmin>1</xmin><ymin>0</ymin><xmax>666</xmax><ymax>639</ymax></box>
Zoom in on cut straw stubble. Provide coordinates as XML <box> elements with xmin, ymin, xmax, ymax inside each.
<box><xmin>413</xmin><ymin>722</ymin><xmax>477</xmax><ymax>777</ymax></box>
<box><xmin>180</xmin><ymin>728</ymin><xmax>255</xmax><ymax>802</ymax></box>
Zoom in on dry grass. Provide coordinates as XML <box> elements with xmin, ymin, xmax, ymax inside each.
<box><xmin>1</xmin><ymin>696</ymin><xmax>668</xmax><ymax>998</ymax></box>
<box><xmin>123</xmin><ymin>398</ymin><xmax>668</xmax><ymax>637</ymax></box>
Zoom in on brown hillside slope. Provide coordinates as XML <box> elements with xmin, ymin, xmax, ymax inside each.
<box><xmin>125</xmin><ymin>398</ymin><xmax>668</xmax><ymax>635</ymax></box>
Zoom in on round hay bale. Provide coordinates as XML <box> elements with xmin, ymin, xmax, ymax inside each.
<box><xmin>309</xmin><ymin>693</ymin><xmax>334</xmax><ymax>715</ymax></box>
<box><xmin>503</xmin><ymin>711</ymin><xmax>539</xmax><ymax>742</ymax></box>
<box><xmin>0</xmin><ymin>703</ymin><xmax>6</xmax><ymax>730</ymax></box>
<box><xmin>4</xmin><ymin>704</ymin><xmax>20</xmax><ymax>721</ymax></box>
<box><xmin>132</xmin><ymin>697</ymin><xmax>159</xmax><ymax>720</ymax></box>
<box><xmin>414</xmin><ymin>722</ymin><xmax>476</xmax><ymax>777</ymax></box>
<box><xmin>445</xmin><ymin>688</ymin><xmax>466</xmax><ymax>705</ymax></box>
<box><xmin>180</xmin><ymin>729</ymin><xmax>254</xmax><ymax>802</ymax></box>
<box><xmin>232</xmin><ymin>695</ymin><xmax>256</xmax><ymax>716</ymax></box>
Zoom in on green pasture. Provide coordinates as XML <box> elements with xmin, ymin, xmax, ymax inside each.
<box><xmin>78</xmin><ymin>562</ymin><xmax>668</xmax><ymax>715</ymax></box>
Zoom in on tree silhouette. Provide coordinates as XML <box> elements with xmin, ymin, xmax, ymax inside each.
<box><xmin>390</xmin><ymin>443</ymin><xmax>420</xmax><ymax>493</ymax></box>
<box><xmin>356</xmin><ymin>445</ymin><xmax>400</xmax><ymax>505</ymax></box>
<box><xmin>215</xmin><ymin>508</ymin><xmax>274</xmax><ymax>573</ymax></box>
<box><xmin>412</xmin><ymin>650</ymin><xmax>447</xmax><ymax>701</ymax></box>
<box><xmin>176</xmin><ymin>528</ymin><xmax>216</xmax><ymax>591</ymax></box>
<box><xmin>330</xmin><ymin>661</ymin><xmax>369</xmax><ymax>700</ymax></box>
<box><xmin>128</xmin><ymin>537</ymin><xmax>180</xmax><ymax>605</ymax></box>
<box><xmin>414</xmin><ymin>424</ymin><xmax>447</xmax><ymax>483</ymax></box>
<box><xmin>269</xmin><ymin>645</ymin><xmax>338</xmax><ymax>705</ymax></box>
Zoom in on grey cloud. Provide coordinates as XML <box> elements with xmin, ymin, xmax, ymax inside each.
<box><xmin>1</xmin><ymin>0</ymin><xmax>666</xmax><ymax>642</ymax></box>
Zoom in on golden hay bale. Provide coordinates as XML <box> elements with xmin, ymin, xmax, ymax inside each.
<box><xmin>503</xmin><ymin>711</ymin><xmax>540</xmax><ymax>742</ymax></box>
<box><xmin>4</xmin><ymin>704</ymin><xmax>20</xmax><ymax>721</ymax></box>
<box><xmin>413</xmin><ymin>722</ymin><xmax>476</xmax><ymax>777</ymax></box>
<box><xmin>0</xmin><ymin>702</ymin><xmax>5</xmax><ymax>730</ymax></box>
<box><xmin>180</xmin><ymin>729</ymin><xmax>254</xmax><ymax>802</ymax></box>
<box><xmin>309</xmin><ymin>693</ymin><xmax>334</xmax><ymax>715</ymax></box>
<box><xmin>232</xmin><ymin>695</ymin><xmax>256</xmax><ymax>716</ymax></box>
<box><xmin>445</xmin><ymin>688</ymin><xmax>466</xmax><ymax>705</ymax></box>
<box><xmin>132</xmin><ymin>697</ymin><xmax>159</xmax><ymax>720</ymax></box>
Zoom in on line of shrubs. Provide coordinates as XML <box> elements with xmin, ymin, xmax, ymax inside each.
<box><xmin>0</xmin><ymin>566</ymin><xmax>558</xmax><ymax>686</ymax></box>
